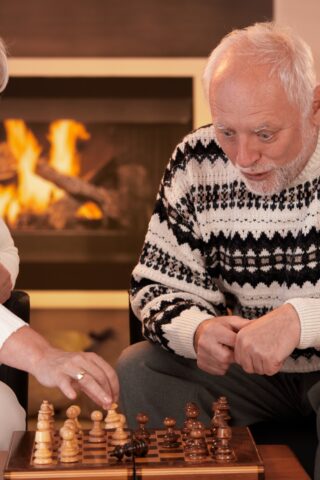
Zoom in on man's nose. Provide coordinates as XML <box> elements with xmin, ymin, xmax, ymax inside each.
<box><xmin>235</xmin><ymin>137</ymin><xmax>260</xmax><ymax>168</ymax></box>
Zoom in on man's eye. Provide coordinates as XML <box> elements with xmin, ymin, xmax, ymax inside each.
<box><xmin>257</xmin><ymin>131</ymin><xmax>273</xmax><ymax>141</ymax></box>
<box><xmin>221</xmin><ymin>130</ymin><xmax>234</xmax><ymax>137</ymax></box>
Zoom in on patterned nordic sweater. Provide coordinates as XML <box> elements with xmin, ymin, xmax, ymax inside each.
<box><xmin>131</xmin><ymin>124</ymin><xmax>320</xmax><ymax>373</ymax></box>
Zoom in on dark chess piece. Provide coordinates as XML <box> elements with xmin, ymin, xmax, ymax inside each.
<box><xmin>182</xmin><ymin>402</ymin><xmax>200</xmax><ymax>441</ymax></box>
<box><xmin>216</xmin><ymin>396</ymin><xmax>231</xmax><ymax>423</ymax></box>
<box><xmin>110</xmin><ymin>439</ymin><xmax>149</xmax><ymax>461</ymax></box>
<box><xmin>162</xmin><ymin>417</ymin><xmax>180</xmax><ymax>449</ymax></box>
<box><xmin>184</xmin><ymin>426</ymin><xmax>208</xmax><ymax>463</ymax></box>
<box><xmin>210</xmin><ymin>404</ymin><xmax>224</xmax><ymax>454</ymax></box>
<box><xmin>134</xmin><ymin>413</ymin><xmax>151</xmax><ymax>443</ymax></box>
<box><xmin>214</xmin><ymin>424</ymin><xmax>235</xmax><ymax>463</ymax></box>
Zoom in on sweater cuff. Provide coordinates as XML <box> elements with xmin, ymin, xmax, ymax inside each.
<box><xmin>161</xmin><ymin>306</ymin><xmax>214</xmax><ymax>359</ymax></box>
<box><xmin>285</xmin><ymin>298</ymin><xmax>320</xmax><ymax>349</ymax></box>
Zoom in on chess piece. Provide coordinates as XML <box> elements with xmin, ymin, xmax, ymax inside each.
<box><xmin>37</xmin><ymin>400</ymin><xmax>52</xmax><ymax>424</ymax></box>
<box><xmin>66</xmin><ymin>405</ymin><xmax>82</xmax><ymax>435</ymax></box>
<box><xmin>48</xmin><ymin>403</ymin><xmax>55</xmax><ymax>439</ymax></box>
<box><xmin>182</xmin><ymin>402</ymin><xmax>200</xmax><ymax>440</ymax></box>
<box><xmin>62</xmin><ymin>420</ymin><xmax>79</xmax><ymax>453</ymax></box>
<box><xmin>210</xmin><ymin>404</ymin><xmax>224</xmax><ymax>454</ymax></box>
<box><xmin>110</xmin><ymin>439</ymin><xmax>149</xmax><ymax>461</ymax></box>
<box><xmin>110</xmin><ymin>425</ymin><xmax>129</xmax><ymax>446</ymax></box>
<box><xmin>89</xmin><ymin>410</ymin><xmax>105</xmax><ymax>443</ymax></box>
<box><xmin>162</xmin><ymin>417</ymin><xmax>180</xmax><ymax>449</ymax></box>
<box><xmin>59</xmin><ymin>427</ymin><xmax>79</xmax><ymax>463</ymax></box>
<box><xmin>33</xmin><ymin>419</ymin><xmax>53</xmax><ymax>465</ymax></box>
<box><xmin>134</xmin><ymin>412</ymin><xmax>150</xmax><ymax>442</ymax></box>
<box><xmin>184</xmin><ymin>426</ymin><xmax>208</xmax><ymax>463</ymax></box>
<box><xmin>214</xmin><ymin>424</ymin><xmax>235</xmax><ymax>463</ymax></box>
<box><xmin>216</xmin><ymin>396</ymin><xmax>231</xmax><ymax>423</ymax></box>
<box><xmin>104</xmin><ymin>403</ymin><xmax>126</xmax><ymax>430</ymax></box>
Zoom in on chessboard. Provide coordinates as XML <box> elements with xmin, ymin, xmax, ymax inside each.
<box><xmin>4</xmin><ymin>398</ymin><xmax>265</xmax><ymax>479</ymax></box>
<box><xmin>4</xmin><ymin>427</ymin><xmax>264</xmax><ymax>480</ymax></box>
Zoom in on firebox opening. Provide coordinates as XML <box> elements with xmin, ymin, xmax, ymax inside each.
<box><xmin>0</xmin><ymin>76</ymin><xmax>193</xmax><ymax>289</ymax></box>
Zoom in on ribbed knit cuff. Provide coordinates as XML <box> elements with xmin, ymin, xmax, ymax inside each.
<box><xmin>161</xmin><ymin>307</ymin><xmax>215</xmax><ymax>359</ymax></box>
<box><xmin>285</xmin><ymin>298</ymin><xmax>320</xmax><ymax>349</ymax></box>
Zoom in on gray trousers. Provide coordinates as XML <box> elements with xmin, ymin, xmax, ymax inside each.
<box><xmin>116</xmin><ymin>341</ymin><xmax>320</xmax><ymax>479</ymax></box>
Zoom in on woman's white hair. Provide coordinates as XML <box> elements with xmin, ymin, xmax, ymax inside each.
<box><xmin>203</xmin><ymin>22</ymin><xmax>316</xmax><ymax>116</ymax></box>
<box><xmin>0</xmin><ymin>37</ymin><xmax>8</xmax><ymax>93</ymax></box>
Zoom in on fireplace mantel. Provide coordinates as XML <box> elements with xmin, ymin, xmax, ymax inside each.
<box><xmin>8</xmin><ymin>57</ymin><xmax>211</xmax><ymax>128</ymax></box>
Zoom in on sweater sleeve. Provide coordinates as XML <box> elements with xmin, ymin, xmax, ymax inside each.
<box><xmin>0</xmin><ymin>303</ymin><xmax>28</xmax><ymax>349</ymax></box>
<box><xmin>0</xmin><ymin>218</ymin><xmax>19</xmax><ymax>287</ymax></box>
<box><xmin>130</xmin><ymin>141</ymin><xmax>227</xmax><ymax>359</ymax></box>
<box><xmin>0</xmin><ymin>219</ymin><xmax>27</xmax><ymax>348</ymax></box>
<box><xmin>285</xmin><ymin>298</ymin><xmax>320</xmax><ymax>349</ymax></box>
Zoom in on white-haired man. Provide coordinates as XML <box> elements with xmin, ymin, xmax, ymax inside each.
<box><xmin>0</xmin><ymin>40</ymin><xmax>119</xmax><ymax>449</ymax></box>
<box><xmin>117</xmin><ymin>22</ymin><xmax>320</xmax><ymax>478</ymax></box>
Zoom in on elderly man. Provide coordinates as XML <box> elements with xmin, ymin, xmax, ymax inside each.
<box><xmin>117</xmin><ymin>22</ymin><xmax>320</xmax><ymax>477</ymax></box>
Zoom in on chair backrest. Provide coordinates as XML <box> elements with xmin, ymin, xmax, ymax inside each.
<box><xmin>0</xmin><ymin>290</ymin><xmax>30</xmax><ymax>412</ymax></box>
<box><xmin>129</xmin><ymin>298</ymin><xmax>144</xmax><ymax>345</ymax></box>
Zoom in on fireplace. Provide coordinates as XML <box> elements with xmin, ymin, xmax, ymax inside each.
<box><xmin>0</xmin><ymin>69</ymin><xmax>195</xmax><ymax>289</ymax></box>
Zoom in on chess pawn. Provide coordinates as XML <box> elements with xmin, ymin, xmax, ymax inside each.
<box><xmin>33</xmin><ymin>420</ymin><xmax>53</xmax><ymax>465</ymax></box>
<box><xmin>214</xmin><ymin>424</ymin><xmax>235</xmax><ymax>463</ymax></box>
<box><xmin>184</xmin><ymin>427</ymin><xmax>208</xmax><ymax>463</ymax></box>
<box><xmin>162</xmin><ymin>417</ymin><xmax>180</xmax><ymax>448</ymax></box>
<box><xmin>62</xmin><ymin>420</ymin><xmax>80</xmax><ymax>453</ymax></box>
<box><xmin>89</xmin><ymin>410</ymin><xmax>105</xmax><ymax>443</ymax></box>
<box><xmin>59</xmin><ymin>427</ymin><xmax>79</xmax><ymax>463</ymax></box>
<box><xmin>66</xmin><ymin>405</ymin><xmax>82</xmax><ymax>435</ymax></box>
<box><xmin>134</xmin><ymin>413</ymin><xmax>150</xmax><ymax>443</ymax></box>
<box><xmin>110</xmin><ymin>425</ymin><xmax>129</xmax><ymax>446</ymax></box>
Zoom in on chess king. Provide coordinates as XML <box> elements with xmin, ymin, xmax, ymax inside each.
<box><xmin>117</xmin><ymin>22</ymin><xmax>320</xmax><ymax>479</ymax></box>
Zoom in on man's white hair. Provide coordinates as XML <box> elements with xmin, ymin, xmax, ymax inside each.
<box><xmin>203</xmin><ymin>22</ymin><xmax>316</xmax><ymax>116</ymax></box>
<box><xmin>0</xmin><ymin>37</ymin><xmax>8</xmax><ymax>93</ymax></box>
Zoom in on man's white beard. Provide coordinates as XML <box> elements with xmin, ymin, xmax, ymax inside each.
<box><xmin>238</xmin><ymin>130</ymin><xmax>317</xmax><ymax>196</ymax></box>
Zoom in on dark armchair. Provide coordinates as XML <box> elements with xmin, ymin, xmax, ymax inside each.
<box><xmin>129</xmin><ymin>301</ymin><xmax>317</xmax><ymax>477</ymax></box>
<box><xmin>0</xmin><ymin>290</ymin><xmax>30</xmax><ymax>413</ymax></box>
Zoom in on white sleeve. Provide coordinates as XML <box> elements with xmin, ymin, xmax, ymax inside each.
<box><xmin>285</xmin><ymin>298</ymin><xmax>320</xmax><ymax>349</ymax></box>
<box><xmin>0</xmin><ymin>218</ymin><xmax>19</xmax><ymax>287</ymax></box>
<box><xmin>0</xmin><ymin>303</ymin><xmax>28</xmax><ymax>350</ymax></box>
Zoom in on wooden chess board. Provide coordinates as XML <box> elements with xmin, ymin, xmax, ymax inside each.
<box><xmin>4</xmin><ymin>427</ymin><xmax>264</xmax><ymax>480</ymax></box>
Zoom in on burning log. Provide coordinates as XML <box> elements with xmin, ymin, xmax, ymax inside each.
<box><xmin>36</xmin><ymin>159</ymin><xmax>120</xmax><ymax>220</ymax></box>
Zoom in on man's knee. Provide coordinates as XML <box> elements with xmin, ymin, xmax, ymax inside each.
<box><xmin>0</xmin><ymin>382</ymin><xmax>26</xmax><ymax>449</ymax></box>
<box><xmin>116</xmin><ymin>341</ymin><xmax>153</xmax><ymax>382</ymax></box>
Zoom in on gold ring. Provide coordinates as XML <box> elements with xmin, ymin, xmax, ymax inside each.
<box><xmin>75</xmin><ymin>370</ymin><xmax>86</xmax><ymax>381</ymax></box>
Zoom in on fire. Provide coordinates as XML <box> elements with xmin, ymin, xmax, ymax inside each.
<box><xmin>76</xmin><ymin>202</ymin><xmax>103</xmax><ymax>220</ymax></box>
<box><xmin>0</xmin><ymin>119</ymin><xmax>95</xmax><ymax>227</ymax></box>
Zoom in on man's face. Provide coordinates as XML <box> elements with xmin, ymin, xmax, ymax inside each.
<box><xmin>209</xmin><ymin>60</ymin><xmax>316</xmax><ymax>195</ymax></box>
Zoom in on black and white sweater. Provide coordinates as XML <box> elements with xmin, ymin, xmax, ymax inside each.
<box><xmin>131</xmin><ymin>124</ymin><xmax>320</xmax><ymax>373</ymax></box>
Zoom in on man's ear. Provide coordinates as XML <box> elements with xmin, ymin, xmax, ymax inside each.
<box><xmin>311</xmin><ymin>85</ymin><xmax>320</xmax><ymax>126</ymax></box>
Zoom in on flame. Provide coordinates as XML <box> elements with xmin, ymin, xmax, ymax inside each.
<box><xmin>76</xmin><ymin>202</ymin><xmax>103</xmax><ymax>220</ymax></box>
<box><xmin>4</xmin><ymin>120</ymin><xmax>52</xmax><ymax>221</ymax></box>
<box><xmin>48</xmin><ymin>120</ymin><xmax>90</xmax><ymax>176</ymax></box>
<box><xmin>1</xmin><ymin>119</ymin><xmax>90</xmax><ymax>227</ymax></box>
